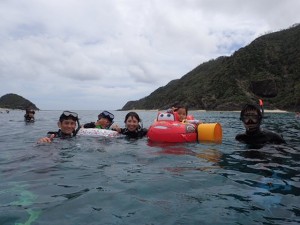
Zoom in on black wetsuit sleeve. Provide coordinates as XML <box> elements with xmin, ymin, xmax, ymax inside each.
<box><xmin>263</xmin><ymin>130</ymin><xmax>286</xmax><ymax>144</ymax></box>
<box><xmin>83</xmin><ymin>122</ymin><xmax>96</xmax><ymax>128</ymax></box>
<box><xmin>141</xmin><ymin>128</ymin><xmax>148</xmax><ymax>136</ymax></box>
<box><xmin>119</xmin><ymin>128</ymin><xmax>126</xmax><ymax>134</ymax></box>
<box><xmin>119</xmin><ymin>128</ymin><xmax>148</xmax><ymax>138</ymax></box>
<box><xmin>46</xmin><ymin>130</ymin><xmax>73</xmax><ymax>139</ymax></box>
<box><xmin>134</xmin><ymin>128</ymin><xmax>148</xmax><ymax>138</ymax></box>
<box><xmin>235</xmin><ymin>130</ymin><xmax>286</xmax><ymax>145</ymax></box>
<box><xmin>47</xmin><ymin>131</ymin><xmax>58</xmax><ymax>138</ymax></box>
<box><xmin>235</xmin><ymin>133</ymin><xmax>247</xmax><ymax>143</ymax></box>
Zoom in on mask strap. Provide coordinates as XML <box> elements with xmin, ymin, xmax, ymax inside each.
<box><xmin>73</xmin><ymin>118</ymin><xmax>81</xmax><ymax>136</ymax></box>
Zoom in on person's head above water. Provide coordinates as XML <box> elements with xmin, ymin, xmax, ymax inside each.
<box><xmin>124</xmin><ymin>111</ymin><xmax>142</xmax><ymax>132</ymax></box>
<box><xmin>24</xmin><ymin>108</ymin><xmax>35</xmax><ymax>122</ymax></box>
<box><xmin>26</xmin><ymin>108</ymin><xmax>35</xmax><ymax>114</ymax></box>
<box><xmin>173</xmin><ymin>105</ymin><xmax>188</xmax><ymax>122</ymax></box>
<box><xmin>98</xmin><ymin>111</ymin><xmax>114</xmax><ymax>122</ymax></box>
<box><xmin>58</xmin><ymin>111</ymin><xmax>79</xmax><ymax>135</ymax></box>
<box><xmin>240</xmin><ymin>104</ymin><xmax>263</xmax><ymax>132</ymax></box>
<box><xmin>96</xmin><ymin>110</ymin><xmax>114</xmax><ymax>129</ymax></box>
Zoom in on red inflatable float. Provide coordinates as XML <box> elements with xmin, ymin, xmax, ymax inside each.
<box><xmin>147</xmin><ymin>112</ymin><xmax>222</xmax><ymax>143</ymax></box>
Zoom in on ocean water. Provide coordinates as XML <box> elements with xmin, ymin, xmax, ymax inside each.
<box><xmin>0</xmin><ymin>110</ymin><xmax>299</xmax><ymax>225</ymax></box>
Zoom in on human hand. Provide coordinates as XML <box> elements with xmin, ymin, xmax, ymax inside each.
<box><xmin>111</xmin><ymin>124</ymin><xmax>121</xmax><ymax>133</ymax></box>
<box><xmin>37</xmin><ymin>134</ymin><xmax>55</xmax><ymax>143</ymax></box>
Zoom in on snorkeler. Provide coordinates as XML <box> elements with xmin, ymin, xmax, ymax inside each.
<box><xmin>166</xmin><ymin>105</ymin><xmax>202</xmax><ymax>124</ymax></box>
<box><xmin>112</xmin><ymin>112</ymin><xmax>147</xmax><ymax>139</ymax></box>
<box><xmin>82</xmin><ymin>110</ymin><xmax>114</xmax><ymax>129</ymax></box>
<box><xmin>167</xmin><ymin>105</ymin><xmax>188</xmax><ymax>122</ymax></box>
<box><xmin>37</xmin><ymin>111</ymin><xmax>80</xmax><ymax>143</ymax></box>
<box><xmin>235</xmin><ymin>104</ymin><xmax>286</xmax><ymax>145</ymax></box>
<box><xmin>24</xmin><ymin>108</ymin><xmax>35</xmax><ymax>122</ymax></box>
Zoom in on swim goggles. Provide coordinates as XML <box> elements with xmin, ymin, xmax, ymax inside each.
<box><xmin>98</xmin><ymin>110</ymin><xmax>114</xmax><ymax>122</ymax></box>
<box><xmin>241</xmin><ymin>115</ymin><xmax>260</xmax><ymax>124</ymax></box>
<box><xmin>61</xmin><ymin>111</ymin><xmax>78</xmax><ymax>119</ymax></box>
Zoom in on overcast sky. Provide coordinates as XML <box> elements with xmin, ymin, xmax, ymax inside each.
<box><xmin>0</xmin><ymin>0</ymin><xmax>299</xmax><ymax>110</ymax></box>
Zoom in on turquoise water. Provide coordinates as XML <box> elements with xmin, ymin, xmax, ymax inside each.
<box><xmin>0</xmin><ymin>110</ymin><xmax>299</xmax><ymax>225</ymax></box>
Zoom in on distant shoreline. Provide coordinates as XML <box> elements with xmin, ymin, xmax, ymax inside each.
<box><xmin>0</xmin><ymin>107</ymin><xmax>291</xmax><ymax>113</ymax></box>
<box><xmin>121</xmin><ymin>109</ymin><xmax>290</xmax><ymax>113</ymax></box>
<box><xmin>219</xmin><ymin>109</ymin><xmax>289</xmax><ymax>113</ymax></box>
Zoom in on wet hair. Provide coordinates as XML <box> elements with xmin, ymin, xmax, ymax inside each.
<box><xmin>124</xmin><ymin>112</ymin><xmax>141</xmax><ymax>123</ymax></box>
<box><xmin>174</xmin><ymin>105</ymin><xmax>188</xmax><ymax>115</ymax></box>
<box><xmin>240</xmin><ymin>104</ymin><xmax>262</xmax><ymax>121</ymax></box>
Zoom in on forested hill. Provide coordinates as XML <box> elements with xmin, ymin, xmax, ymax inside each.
<box><xmin>0</xmin><ymin>93</ymin><xmax>39</xmax><ymax>110</ymax></box>
<box><xmin>122</xmin><ymin>24</ymin><xmax>300</xmax><ymax>111</ymax></box>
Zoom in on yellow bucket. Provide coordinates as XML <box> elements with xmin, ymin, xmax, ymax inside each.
<box><xmin>197</xmin><ymin>123</ymin><xmax>222</xmax><ymax>143</ymax></box>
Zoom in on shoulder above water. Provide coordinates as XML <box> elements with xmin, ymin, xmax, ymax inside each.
<box><xmin>235</xmin><ymin>128</ymin><xmax>286</xmax><ymax>145</ymax></box>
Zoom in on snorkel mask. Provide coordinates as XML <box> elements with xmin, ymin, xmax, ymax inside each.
<box><xmin>240</xmin><ymin>104</ymin><xmax>262</xmax><ymax>131</ymax></box>
<box><xmin>98</xmin><ymin>111</ymin><xmax>114</xmax><ymax>123</ymax></box>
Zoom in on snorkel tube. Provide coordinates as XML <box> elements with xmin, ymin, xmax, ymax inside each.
<box><xmin>73</xmin><ymin>118</ymin><xmax>81</xmax><ymax>136</ymax></box>
<box><xmin>259</xmin><ymin>99</ymin><xmax>264</xmax><ymax>117</ymax></box>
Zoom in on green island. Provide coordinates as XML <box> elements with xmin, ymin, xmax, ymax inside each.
<box><xmin>122</xmin><ymin>24</ymin><xmax>300</xmax><ymax>112</ymax></box>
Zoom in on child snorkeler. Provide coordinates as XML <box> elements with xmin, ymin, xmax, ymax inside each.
<box><xmin>167</xmin><ymin>105</ymin><xmax>202</xmax><ymax>124</ymax></box>
<box><xmin>167</xmin><ymin>105</ymin><xmax>188</xmax><ymax>122</ymax></box>
<box><xmin>82</xmin><ymin>110</ymin><xmax>114</xmax><ymax>129</ymax></box>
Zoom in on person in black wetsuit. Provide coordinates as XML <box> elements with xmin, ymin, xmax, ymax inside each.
<box><xmin>112</xmin><ymin>112</ymin><xmax>147</xmax><ymax>139</ymax></box>
<box><xmin>235</xmin><ymin>104</ymin><xmax>286</xmax><ymax>145</ymax></box>
<box><xmin>82</xmin><ymin>110</ymin><xmax>114</xmax><ymax>129</ymax></box>
<box><xmin>37</xmin><ymin>111</ymin><xmax>80</xmax><ymax>143</ymax></box>
<box><xmin>24</xmin><ymin>108</ymin><xmax>35</xmax><ymax>122</ymax></box>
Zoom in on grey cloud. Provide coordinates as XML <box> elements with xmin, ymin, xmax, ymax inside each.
<box><xmin>0</xmin><ymin>0</ymin><xmax>299</xmax><ymax>109</ymax></box>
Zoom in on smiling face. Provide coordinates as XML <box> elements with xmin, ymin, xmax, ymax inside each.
<box><xmin>176</xmin><ymin>108</ymin><xmax>187</xmax><ymax>122</ymax></box>
<box><xmin>58</xmin><ymin>119</ymin><xmax>77</xmax><ymax>135</ymax></box>
<box><xmin>125</xmin><ymin>116</ymin><xmax>140</xmax><ymax>132</ymax></box>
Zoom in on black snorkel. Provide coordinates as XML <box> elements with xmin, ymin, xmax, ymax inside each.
<box><xmin>73</xmin><ymin>117</ymin><xmax>81</xmax><ymax>137</ymax></box>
